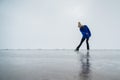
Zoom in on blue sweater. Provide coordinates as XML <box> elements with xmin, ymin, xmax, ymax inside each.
<box><xmin>80</xmin><ymin>25</ymin><xmax>91</xmax><ymax>38</ymax></box>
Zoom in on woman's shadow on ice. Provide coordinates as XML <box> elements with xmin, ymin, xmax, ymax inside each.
<box><xmin>76</xmin><ymin>51</ymin><xmax>91</xmax><ymax>80</ymax></box>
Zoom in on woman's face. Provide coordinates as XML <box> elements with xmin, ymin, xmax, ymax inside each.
<box><xmin>78</xmin><ymin>22</ymin><xmax>81</xmax><ymax>28</ymax></box>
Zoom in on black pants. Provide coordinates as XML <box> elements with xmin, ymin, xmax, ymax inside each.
<box><xmin>76</xmin><ymin>37</ymin><xmax>90</xmax><ymax>50</ymax></box>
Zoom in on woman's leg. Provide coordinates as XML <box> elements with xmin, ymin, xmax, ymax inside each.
<box><xmin>86</xmin><ymin>38</ymin><xmax>90</xmax><ymax>50</ymax></box>
<box><xmin>75</xmin><ymin>37</ymin><xmax>85</xmax><ymax>51</ymax></box>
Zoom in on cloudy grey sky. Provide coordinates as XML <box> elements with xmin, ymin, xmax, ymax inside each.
<box><xmin>0</xmin><ymin>0</ymin><xmax>120</xmax><ymax>49</ymax></box>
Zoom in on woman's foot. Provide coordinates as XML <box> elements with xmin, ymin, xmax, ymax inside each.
<box><xmin>75</xmin><ymin>48</ymin><xmax>79</xmax><ymax>51</ymax></box>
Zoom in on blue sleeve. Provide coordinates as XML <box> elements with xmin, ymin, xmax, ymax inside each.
<box><xmin>85</xmin><ymin>25</ymin><xmax>91</xmax><ymax>36</ymax></box>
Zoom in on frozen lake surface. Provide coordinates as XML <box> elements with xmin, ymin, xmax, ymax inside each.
<box><xmin>0</xmin><ymin>49</ymin><xmax>120</xmax><ymax>80</ymax></box>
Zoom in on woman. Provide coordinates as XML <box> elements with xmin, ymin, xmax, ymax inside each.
<box><xmin>75</xmin><ymin>22</ymin><xmax>91</xmax><ymax>51</ymax></box>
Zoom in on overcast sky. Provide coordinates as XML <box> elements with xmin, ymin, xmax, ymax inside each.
<box><xmin>0</xmin><ymin>0</ymin><xmax>120</xmax><ymax>49</ymax></box>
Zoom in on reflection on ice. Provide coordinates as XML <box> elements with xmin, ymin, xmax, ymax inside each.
<box><xmin>76</xmin><ymin>51</ymin><xmax>91</xmax><ymax>80</ymax></box>
<box><xmin>0</xmin><ymin>49</ymin><xmax>120</xmax><ymax>80</ymax></box>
